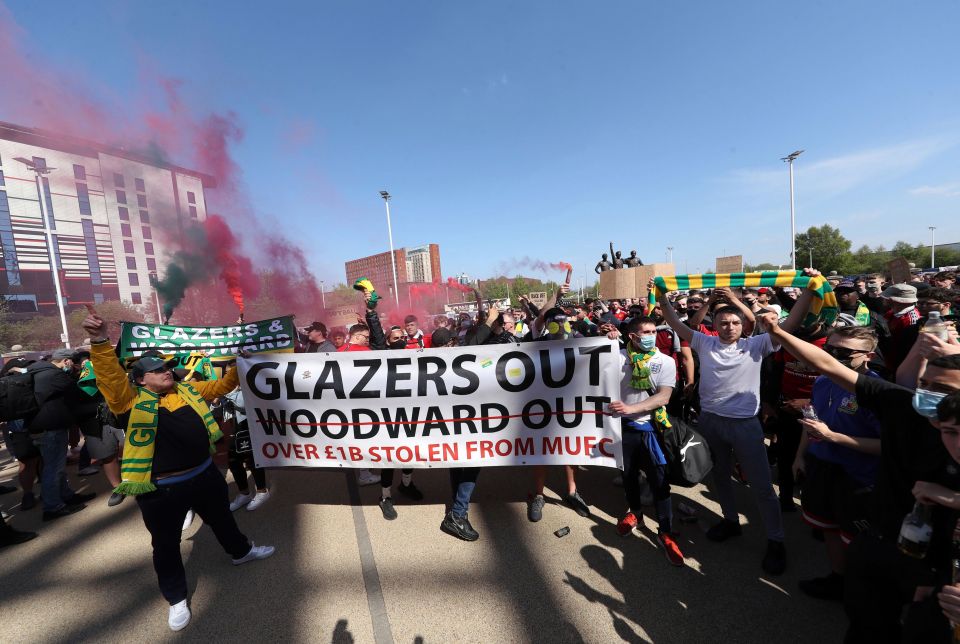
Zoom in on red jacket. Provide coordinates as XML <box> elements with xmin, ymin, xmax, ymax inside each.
<box><xmin>404</xmin><ymin>330</ymin><xmax>432</xmax><ymax>349</ymax></box>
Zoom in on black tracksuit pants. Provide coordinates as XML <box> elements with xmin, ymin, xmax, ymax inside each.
<box><xmin>136</xmin><ymin>462</ymin><xmax>251</xmax><ymax>604</ymax></box>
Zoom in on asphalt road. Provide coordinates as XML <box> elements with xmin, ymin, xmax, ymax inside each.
<box><xmin>0</xmin><ymin>447</ymin><xmax>845</xmax><ymax>643</ymax></box>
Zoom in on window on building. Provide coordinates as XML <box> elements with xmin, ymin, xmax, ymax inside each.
<box><xmin>187</xmin><ymin>191</ymin><xmax>196</xmax><ymax>204</ymax></box>
<box><xmin>137</xmin><ymin>193</ymin><xmax>147</xmax><ymax>208</ymax></box>
<box><xmin>123</xmin><ymin>240</ymin><xmax>134</xmax><ymax>253</ymax></box>
<box><xmin>139</xmin><ymin>210</ymin><xmax>149</xmax><ymax>223</ymax></box>
<box><xmin>189</xmin><ymin>205</ymin><xmax>197</xmax><ymax>218</ymax></box>
<box><xmin>118</xmin><ymin>206</ymin><xmax>129</xmax><ymax>221</ymax></box>
<box><xmin>129</xmin><ymin>273</ymin><xmax>139</xmax><ymax>286</ymax></box>
<box><xmin>144</xmin><ymin>242</ymin><xmax>154</xmax><ymax>255</ymax></box>
<box><xmin>142</xmin><ymin>226</ymin><xmax>152</xmax><ymax>240</ymax></box>
<box><xmin>147</xmin><ymin>257</ymin><xmax>156</xmax><ymax>271</ymax></box>
<box><xmin>126</xmin><ymin>257</ymin><xmax>137</xmax><ymax>270</ymax></box>
<box><xmin>114</xmin><ymin>173</ymin><xmax>125</xmax><ymax>188</ymax></box>
<box><xmin>131</xmin><ymin>292</ymin><xmax>142</xmax><ymax>304</ymax></box>
<box><xmin>73</xmin><ymin>164</ymin><xmax>86</xmax><ymax>181</ymax></box>
<box><xmin>121</xmin><ymin>223</ymin><xmax>131</xmax><ymax>237</ymax></box>
<box><xmin>135</xmin><ymin>178</ymin><xmax>145</xmax><ymax>192</ymax></box>
<box><xmin>116</xmin><ymin>190</ymin><xmax>127</xmax><ymax>204</ymax></box>
<box><xmin>76</xmin><ymin>183</ymin><xmax>91</xmax><ymax>216</ymax></box>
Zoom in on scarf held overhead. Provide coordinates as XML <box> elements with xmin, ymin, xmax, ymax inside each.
<box><xmin>648</xmin><ymin>270</ymin><xmax>838</xmax><ymax>327</ymax></box>
<box><xmin>116</xmin><ymin>383</ymin><xmax>222</xmax><ymax>496</ymax></box>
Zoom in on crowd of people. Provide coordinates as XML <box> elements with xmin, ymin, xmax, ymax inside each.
<box><xmin>3</xmin><ymin>267</ymin><xmax>960</xmax><ymax>640</ymax></box>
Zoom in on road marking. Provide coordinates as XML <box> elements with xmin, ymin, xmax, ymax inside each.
<box><xmin>346</xmin><ymin>471</ymin><xmax>394</xmax><ymax>644</ymax></box>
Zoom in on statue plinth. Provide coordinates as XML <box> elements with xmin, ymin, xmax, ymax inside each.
<box><xmin>599</xmin><ymin>263</ymin><xmax>676</xmax><ymax>299</ymax></box>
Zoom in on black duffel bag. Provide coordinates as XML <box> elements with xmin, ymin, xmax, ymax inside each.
<box><xmin>654</xmin><ymin>414</ymin><xmax>713</xmax><ymax>488</ymax></box>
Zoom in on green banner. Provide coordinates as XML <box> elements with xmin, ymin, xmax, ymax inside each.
<box><xmin>117</xmin><ymin>316</ymin><xmax>296</xmax><ymax>359</ymax></box>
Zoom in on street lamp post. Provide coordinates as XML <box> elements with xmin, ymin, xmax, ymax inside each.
<box><xmin>667</xmin><ymin>246</ymin><xmax>674</xmax><ymax>264</ymax></box>
<box><xmin>930</xmin><ymin>226</ymin><xmax>937</xmax><ymax>269</ymax></box>
<box><xmin>15</xmin><ymin>158</ymin><xmax>71</xmax><ymax>347</ymax></box>
<box><xmin>379</xmin><ymin>191</ymin><xmax>401</xmax><ymax>307</ymax></box>
<box><xmin>319</xmin><ymin>280</ymin><xmax>326</xmax><ymax>310</ymax></box>
<box><xmin>781</xmin><ymin>150</ymin><xmax>804</xmax><ymax>270</ymax></box>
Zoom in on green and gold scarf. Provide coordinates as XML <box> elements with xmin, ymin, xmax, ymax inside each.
<box><xmin>648</xmin><ymin>270</ymin><xmax>838</xmax><ymax>327</ymax></box>
<box><xmin>116</xmin><ymin>383</ymin><xmax>222</xmax><ymax>496</ymax></box>
<box><xmin>626</xmin><ymin>346</ymin><xmax>671</xmax><ymax>427</ymax></box>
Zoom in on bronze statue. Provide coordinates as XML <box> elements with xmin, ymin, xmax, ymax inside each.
<box><xmin>610</xmin><ymin>242</ymin><xmax>624</xmax><ymax>269</ymax></box>
<box><xmin>626</xmin><ymin>250</ymin><xmax>642</xmax><ymax>268</ymax></box>
<box><xmin>594</xmin><ymin>253</ymin><xmax>612</xmax><ymax>274</ymax></box>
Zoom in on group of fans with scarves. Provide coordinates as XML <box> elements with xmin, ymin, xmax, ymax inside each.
<box><xmin>5</xmin><ymin>264</ymin><xmax>960</xmax><ymax>640</ymax></box>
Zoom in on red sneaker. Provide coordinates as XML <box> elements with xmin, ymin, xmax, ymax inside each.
<box><xmin>617</xmin><ymin>513</ymin><xmax>638</xmax><ymax>537</ymax></box>
<box><xmin>658</xmin><ymin>531</ymin><xmax>685</xmax><ymax>567</ymax></box>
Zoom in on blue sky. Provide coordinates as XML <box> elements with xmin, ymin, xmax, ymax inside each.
<box><xmin>6</xmin><ymin>1</ymin><xmax>960</xmax><ymax>284</ymax></box>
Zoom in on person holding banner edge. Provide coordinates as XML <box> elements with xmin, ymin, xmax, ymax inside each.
<box><xmin>607</xmin><ymin>316</ymin><xmax>685</xmax><ymax>566</ymax></box>
<box><xmin>81</xmin><ymin>305</ymin><xmax>276</xmax><ymax>632</ymax></box>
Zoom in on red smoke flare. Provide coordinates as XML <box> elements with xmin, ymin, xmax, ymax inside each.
<box><xmin>446</xmin><ymin>277</ymin><xmax>474</xmax><ymax>293</ymax></box>
<box><xmin>204</xmin><ymin>215</ymin><xmax>259</xmax><ymax>313</ymax></box>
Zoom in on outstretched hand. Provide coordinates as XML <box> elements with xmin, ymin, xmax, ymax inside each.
<box><xmin>758</xmin><ymin>311</ymin><xmax>780</xmax><ymax>333</ymax></box>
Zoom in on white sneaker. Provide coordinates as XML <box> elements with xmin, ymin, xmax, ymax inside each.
<box><xmin>181</xmin><ymin>510</ymin><xmax>195</xmax><ymax>532</ymax></box>
<box><xmin>229</xmin><ymin>493</ymin><xmax>253</xmax><ymax>512</ymax></box>
<box><xmin>356</xmin><ymin>469</ymin><xmax>381</xmax><ymax>486</ymax></box>
<box><xmin>168</xmin><ymin>599</ymin><xmax>191</xmax><ymax>631</ymax></box>
<box><xmin>246</xmin><ymin>490</ymin><xmax>271</xmax><ymax>511</ymax></box>
<box><xmin>232</xmin><ymin>542</ymin><xmax>275</xmax><ymax>565</ymax></box>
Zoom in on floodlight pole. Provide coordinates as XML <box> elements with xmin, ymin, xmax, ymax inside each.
<box><xmin>380</xmin><ymin>191</ymin><xmax>401</xmax><ymax>307</ymax></box>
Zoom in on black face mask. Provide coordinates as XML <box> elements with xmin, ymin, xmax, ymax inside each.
<box><xmin>388</xmin><ymin>340</ymin><xmax>406</xmax><ymax>350</ymax></box>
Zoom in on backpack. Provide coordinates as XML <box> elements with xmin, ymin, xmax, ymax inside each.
<box><xmin>0</xmin><ymin>371</ymin><xmax>40</xmax><ymax>422</ymax></box>
<box><xmin>656</xmin><ymin>415</ymin><xmax>713</xmax><ymax>488</ymax></box>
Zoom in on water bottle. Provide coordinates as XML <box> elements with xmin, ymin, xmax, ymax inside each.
<box><xmin>898</xmin><ymin>501</ymin><xmax>934</xmax><ymax>559</ymax></box>
<box><xmin>921</xmin><ymin>311</ymin><xmax>949</xmax><ymax>341</ymax></box>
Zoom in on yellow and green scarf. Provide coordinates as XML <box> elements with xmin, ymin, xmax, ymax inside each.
<box><xmin>854</xmin><ymin>301</ymin><xmax>871</xmax><ymax>327</ymax></box>
<box><xmin>648</xmin><ymin>270</ymin><xmax>838</xmax><ymax>327</ymax></box>
<box><xmin>626</xmin><ymin>346</ymin><xmax>671</xmax><ymax>426</ymax></box>
<box><xmin>116</xmin><ymin>383</ymin><xmax>222</xmax><ymax>496</ymax></box>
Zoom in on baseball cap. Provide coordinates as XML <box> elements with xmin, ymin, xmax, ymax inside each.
<box><xmin>51</xmin><ymin>348</ymin><xmax>76</xmax><ymax>361</ymax></box>
<box><xmin>880</xmin><ymin>283</ymin><xmax>918</xmax><ymax>304</ymax></box>
<box><xmin>834</xmin><ymin>280</ymin><xmax>857</xmax><ymax>293</ymax></box>
<box><xmin>431</xmin><ymin>328</ymin><xmax>454</xmax><ymax>346</ymax></box>
<box><xmin>131</xmin><ymin>355</ymin><xmax>176</xmax><ymax>379</ymax></box>
<box><xmin>305</xmin><ymin>321</ymin><xmax>327</xmax><ymax>334</ymax></box>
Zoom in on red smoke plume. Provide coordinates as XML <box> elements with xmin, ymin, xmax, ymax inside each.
<box><xmin>446</xmin><ymin>277</ymin><xmax>474</xmax><ymax>293</ymax></box>
<box><xmin>498</xmin><ymin>257</ymin><xmax>573</xmax><ymax>275</ymax></box>
<box><xmin>0</xmin><ymin>7</ymin><xmax>325</xmax><ymax>323</ymax></box>
<box><xmin>204</xmin><ymin>215</ymin><xmax>259</xmax><ymax>313</ymax></box>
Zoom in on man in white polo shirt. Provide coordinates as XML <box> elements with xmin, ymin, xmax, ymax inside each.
<box><xmin>656</xmin><ymin>279</ymin><xmax>815</xmax><ymax>576</ymax></box>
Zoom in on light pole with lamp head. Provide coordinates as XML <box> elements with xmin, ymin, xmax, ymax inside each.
<box><xmin>667</xmin><ymin>246</ymin><xmax>674</xmax><ymax>264</ymax></box>
<box><xmin>781</xmin><ymin>150</ymin><xmax>804</xmax><ymax>270</ymax></box>
<box><xmin>379</xmin><ymin>191</ymin><xmax>401</xmax><ymax>307</ymax></box>
<box><xmin>15</xmin><ymin>157</ymin><xmax>71</xmax><ymax>347</ymax></box>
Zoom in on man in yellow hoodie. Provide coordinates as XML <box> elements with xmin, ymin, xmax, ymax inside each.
<box><xmin>82</xmin><ymin>307</ymin><xmax>275</xmax><ymax>632</ymax></box>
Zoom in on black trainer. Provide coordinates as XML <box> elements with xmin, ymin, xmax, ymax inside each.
<box><xmin>706</xmin><ymin>519</ymin><xmax>743</xmax><ymax>542</ymax></box>
<box><xmin>440</xmin><ymin>511</ymin><xmax>479</xmax><ymax>541</ymax></box>
<box><xmin>527</xmin><ymin>494</ymin><xmax>545</xmax><ymax>522</ymax></box>
<box><xmin>20</xmin><ymin>492</ymin><xmax>36</xmax><ymax>511</ymax></box>
<box><xmin>397</xmin><ymin>482</ymin><xmax>424</xmax><ymax>501</ymax></box>
<box><xmin>107</xmin><ymin>492</ymin><xmax>126</xmax><ymax>507</ymax></box>
<box><xmin>0</xmin><ymin>484</ymin><xmax>17</xmax><ymax>495</ymax></box>
<box><xmin>379</xmin><ymin>497</ymin><xmax>398</xmax><ymax>520</ymax></box>
<box><xmin>66</xmin><ymin>492</ymin><xmax>96</xmax><ymax>505</ymax></box>
<box><xmin>42</xmin><ymin>504</ymin><xmax>85</xmax><ymax>521</ymax></box>
<box><xmin>762</xmin><ymin>539</ymin><xmax>787</xmax><ymax>575</ymax></box>
<box><xmin>0</xmin><ymin>524</ymin><xmax>38</xmax><ymax>547</ymax></box>
<box><xmin>798</xmin><ymin>572</ymin><xmax>843</xmax><ymax>600</ymax></box>
<box><xmin>565</xmin><ymin>490</ymin><xmax>591</xmax><ymax>517</ymax></box>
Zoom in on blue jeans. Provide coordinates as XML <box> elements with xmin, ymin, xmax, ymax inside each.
<box><xmin>35</xmin><ymin>430</ymin><xmax>75</xmax><ymax>512</ymax></box>
<box><xmin>449</xmin><ymin>468</ymin><xmax>480</xmax><ymax>518</ymax></box>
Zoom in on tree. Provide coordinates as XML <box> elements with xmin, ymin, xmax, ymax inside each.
<box><xmin>794</xmin><ymin>224</ymin><xmax>853</xmax><ymax>274</ymax></box>
<box><xmin>744</xmin><ymin>262</ymin><xmax>780</xmax><ymax>272</ymax></box>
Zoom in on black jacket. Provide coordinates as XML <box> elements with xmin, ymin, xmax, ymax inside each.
<box><xmin>26</xmin><ymin>361</ymin><xmax>86</xmax><ymax>432</ymax></box>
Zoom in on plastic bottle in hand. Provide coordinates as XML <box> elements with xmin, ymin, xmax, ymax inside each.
<box><xmin>921</xmin><ymin>311</ymin><xmax>949</xmax><ymax>341</ymax></box>
<box><xmin>898</xmin><ymin>501</ymin><xmax>934</xmax><ymax>559</ymax></box>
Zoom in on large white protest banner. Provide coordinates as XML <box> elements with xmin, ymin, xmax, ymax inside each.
<box><xmin>238</xmin><ymin>337</ymin><xmax>623</xmax><ymax>470</ymax></box>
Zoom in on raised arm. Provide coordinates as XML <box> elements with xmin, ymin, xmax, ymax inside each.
<box><xmin>652</xmin><ymin>279</ymin><xmax>693</xmax><ymax>343</ymax></box>
<box><xmin>195</xmin><ymin>364</ymin><xmax>240</xmax><ymax>401</ymax></box>
<box><xmin>760</xmin><ymin>311</ymin><xmax>857</xmax><ymax>393</ymax></box>
<box><xmin>779</xmin><ymin>281</ymin><xmax>816</xmax><ymax>335</ymax></box>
